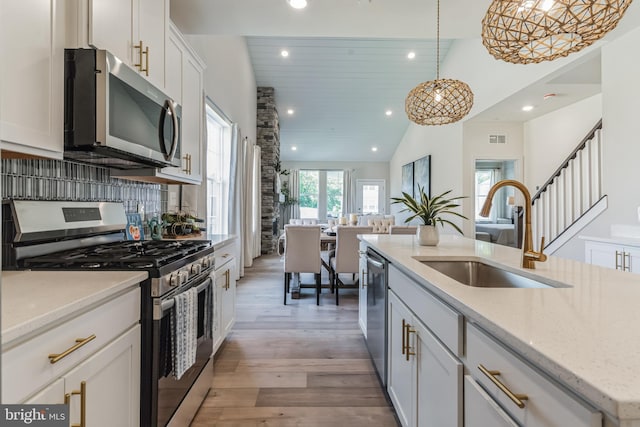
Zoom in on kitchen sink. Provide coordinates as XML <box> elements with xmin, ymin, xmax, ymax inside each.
<box><xmin>416</xmin><ymin>259</ymin><xmax>569</xmax><ymax>289</ymax></box>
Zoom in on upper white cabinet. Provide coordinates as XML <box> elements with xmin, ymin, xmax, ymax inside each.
<box><xmin>584</xmin><ymin>238</ymin><xmax>640</xmax><ymax>273</ymax></box>
<box><xmin>86</xmin><ymin>0</ymin><xmax>168</xmax><ymax>89</ymax></box>
<box><xmin>158</xmin><ymin>23</ymin><xmax>205</xmax><ymax>184</ymax></box>
<box><xmin>0</xmin><ymin>0</ymin><xmax>65</xmax><ymax>159</ymax></box>
<box><xmin>112</xmin><ymin>23</ymin><xmax>205</xmax><ymax>185</ymax></box>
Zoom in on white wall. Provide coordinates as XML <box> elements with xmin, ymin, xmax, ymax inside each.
<box><xmin>462</xmin><ymin>121</ymin><xmax>525</xmax><ymax>235</ymax></box>
<box><xmin>281</xmin><ymin>160</ymin><xmax>390</xmax><ymax>213</ymax></box>
<box><xmin>523</xmin><ymin>94</ymin><xmax>602</xmax><ymax>195</ymax></box>
<box><xmin>168</xmin><ymin>35</ymin><xmax>257</xmax><ymax>218</ymax></box>
<box><xmin>551</xmin><ymin>28</ymin><xmax>640</xmax><ymax>261</ymax></box>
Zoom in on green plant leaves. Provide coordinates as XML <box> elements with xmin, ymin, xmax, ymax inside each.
<box><xmin>390</xmin><ymin>184</ymin><xmax>468</xmax><ymax>234</ymax></box>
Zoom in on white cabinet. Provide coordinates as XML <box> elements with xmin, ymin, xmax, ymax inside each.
<box><xmin>0</xmin><ymin>0</ymin><xmax>65</xmax><ymax>158</ymax></box>
<box><xmin>464</xmin><ymin>375</ymin><xmax>519</xmax><ymax>427</ymax></box>
<box><xmin>212</xmin><ymin>240</ymin><xmax>237</xmax><ymax>354</ymax></box>
<box><xmin>158</xmin><ymin>23</ymin><xmax>205</xmax><ymax>184</ymax></box>
<box><xmin>466</xmin><ymin>322</ymin><xmax>601</xmax><ymax>427</ymax></box>
<box><xmin>358</xmin><ymin>241</ymin><xmax>367</xmax><ymax>336</ymax></box>
<box><xmin>584</xmin><ymin>239</ymin><xmax>640</xmax><ymax>273</ymax></box>
<box><xmin>86</xmin><ymin>0</ymin><xmax>168</xmax><ymax>89</ymax></box>
<box><xmin>3</xmin><ymin>287</ymin><xmax>141</xmax><ymax>426</ymax></box>
<box><xmin>387</xmin><ymin>290</ymin><xmax>463</xmax><ymax>427</ymax></box>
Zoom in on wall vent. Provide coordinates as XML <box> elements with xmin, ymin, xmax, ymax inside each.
<box><xmin>489</xmin><ymin>134</ymin><xmax>506</xmax><ymax>144</ymax></box>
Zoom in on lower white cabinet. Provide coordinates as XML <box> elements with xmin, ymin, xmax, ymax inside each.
<box><xmin>466</xmin><ymin>322</ymin><xmax>601</xmax><ymax>427</ymax></box>
<box><xmin>464</xmin><ymin>375</ymin><xmax>519</xmax><ymax>427</ymax></box>
<box><xmin>27</xmin><ymin>326</ymin><xmax>141</xmax><ymax>427</ymax></box>
<box><xmin>387</xmin><ymin>290</ymin><xmax>462</xmax><ymax>427</ymax></box>
<box><xmin>212</xmin><ymin>241</ymin><xmax>237</xmax><ymax>354</ymax></box>
<box><xmin>5</xmin><ymin>287</ymin><xmax>141</xmax><ymax>427</ymax></box>
<box><xmin>358</xmin><ymin>241</ymin><xmax>367</xmax><ymax>337</ymax></box>
<box><xmin>584</xmin><ymin>239</ymin><xmax>640</xmax><ymax>273</ymax></box>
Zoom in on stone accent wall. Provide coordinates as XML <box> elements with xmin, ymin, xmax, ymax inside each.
<box><xmin>257</xmin><ymin>87</ymin><xmax>280</xmax><ymax>254</ymax></box>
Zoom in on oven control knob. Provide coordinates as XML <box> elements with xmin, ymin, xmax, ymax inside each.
<box><xmin>179</xmin><ymin>270</ymin><xmax>188</xmax><ymax>284</ymax></box>
<box><xmin>170</xmin><ymin>274</ymin><xmax>179</xmax><ymax>287</ymax></box>
<box><xmin>201</xmin><ymin>257</ymin><xmax>210</xmax><ymax>269</ymax></box>
<box><xmin>191</xmin><ymin>263</ymin><xmax>202</xmax><ymax>275</ymax></box>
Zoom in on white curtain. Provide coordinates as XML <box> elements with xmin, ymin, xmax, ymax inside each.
<box><xmin>343</xmin><ymin>169</ymin><xmax>356</xmax><ymax>215</ymax></box>
<box><xmin>229</xmin><ymin>129</ymin><xmax>262</xmax><ymax>276</ymax></box>
<box><xmin>252</xmin><ymin>146</ymin><xmax>262</xmax><ymax>258</ymax></box>
<box><xmin>290</xmin><ymin>169</ymin><xmax>300</xmax><ymax>219</ymax></box>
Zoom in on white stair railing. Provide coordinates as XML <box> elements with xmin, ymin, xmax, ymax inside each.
<box><xmin>531</xmin><ymin>120</ymin><xmax>604</xmax><ymax>251</ymax></box>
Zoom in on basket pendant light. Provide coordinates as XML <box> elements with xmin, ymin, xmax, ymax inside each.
<box><xmin>405</xmin><ymin>0</ymin><xmax>474</xmax><ymax>126</ymax></box>
<box><xmin>482</xmin><ymin>0</ymin><xmax>633</xmax><ymax>64</ymax></box>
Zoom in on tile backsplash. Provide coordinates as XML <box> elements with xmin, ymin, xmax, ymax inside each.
<box><xmin>1</xmin><ymin>158</ymin><xmax>167</xmax><ymax>216</ymax></box>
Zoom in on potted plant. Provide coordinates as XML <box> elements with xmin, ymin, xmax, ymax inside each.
<box><xmin>391</xmin><ymin>185</ymin><xmax>467</xmax><ymax>246</ymax></box>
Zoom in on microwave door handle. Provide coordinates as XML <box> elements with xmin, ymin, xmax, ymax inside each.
<box><xmin>166</xmin><ymin>100</ymin><xmax>179</xmax><ymax>161</ymax></box>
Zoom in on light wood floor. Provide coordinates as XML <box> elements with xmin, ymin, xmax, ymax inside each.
<box><xmin>191</xmin><ymin>254</ymin><xmax>399</xmax><ymax>426</ymax></box>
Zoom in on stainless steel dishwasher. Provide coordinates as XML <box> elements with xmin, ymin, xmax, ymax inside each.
<box><xmin>365</xmin><ymin>247</ymin><xmax>388</xmax><ymax>386</ymax></box>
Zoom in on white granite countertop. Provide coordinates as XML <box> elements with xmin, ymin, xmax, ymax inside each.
<box><xmin>2</xmin><ymin>270</ymin><xmax>147</xmax><ymax>346</ymax></box>
<box><xmin>360</xmin><ymin>234</ymin><xmax>640</xmax><ymax>422</ymax></box>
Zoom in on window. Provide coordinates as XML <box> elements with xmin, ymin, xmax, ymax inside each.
<box><xmin>299</xmin><ymin>170</ymin><xmax>344</xmax><ymax>220</ymax></box>
<box><xmin>475</xmin><ymin>170</ymin><xmax>494</xmax><ymax>220</ymax></box>
<box><xmin>206</xmin><ymin>101</ymin><xmax>232</xmax><ymax>234</ymax></box>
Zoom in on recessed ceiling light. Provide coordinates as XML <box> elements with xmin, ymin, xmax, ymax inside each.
<box><xmin>371</xmin><ymin>147</ymin><xmax>378</xmax><ymax>152</ymax></box>
<box><xmin>281</xmin><ymin>50</ymin><xmax>289</xmax><ymax>58</ymax></box>
<box><xmin>287</xmin><ymin>0</ymin><xmax>307</xmax><ymax>9</ymax></box>
<box><xmin>291</xmin><ymin>146</ymin><xmax>297</xmax><ymax>151</ymax></box>
<box><xmin>287</xmin><ymin>109</ymin><xmax>294</xmax><ymax>115</ymax></box>
<box><xmin>407</xmin><ymin>52</ymin><xmax>416</xmax><ymax>59</ymax></box>
<box><xmin>522</xmin><ymin>105</ymin><xmax>534</xmax><ymax>112</ymax></box>
<box><xmin>385</xmin><ymin>110</ymin><xmax>393</xmax><ymax>116</ymax></box>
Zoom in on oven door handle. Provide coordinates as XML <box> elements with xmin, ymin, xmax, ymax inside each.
<box><xmin>156</xmin><ymin>276</ymin><xmax>212</xmax><ymax>318</ymax></box>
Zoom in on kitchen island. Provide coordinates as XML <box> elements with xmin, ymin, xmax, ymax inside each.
<box><xmin>360</xmin><ymin>234</ymin><xmax>640</xmax><ymax>427</ymax></box>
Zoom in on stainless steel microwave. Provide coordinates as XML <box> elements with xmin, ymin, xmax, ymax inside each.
<box><xmin>64</xmin><ymin>49</ymin><xmax>181</xmax><ymax>169</ymax></box>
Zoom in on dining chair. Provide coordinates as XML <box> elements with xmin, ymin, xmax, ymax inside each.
<box><xmin>389</xmin><ymin>225</ymin><xmax>418</xmax><ymax>235</ymax></box>
<box><xmin>283</xmin><ymin>225</ymin><xmax>322</xmax><ymax>305</ymax></box>
<box><xmin>329</xmin><ymin>225</ymin><xmax>373</xmax><ymax>305</ymax></box>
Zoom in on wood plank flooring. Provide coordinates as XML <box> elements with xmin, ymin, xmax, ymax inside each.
<box><xmin>191</xmin><ymin>254</ymin><xmax>399</xmax><ymax>426</ymax></box>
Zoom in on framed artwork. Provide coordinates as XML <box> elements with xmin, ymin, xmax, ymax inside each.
<box><xmin>413</xmin><ymin>155</ymin><xmax>431</xmax><ymax>198</ymax></box>
<box><xmin>401</xmin><ymin>162</ymin><xmax>414</xmax><ymax>196</ymax></box>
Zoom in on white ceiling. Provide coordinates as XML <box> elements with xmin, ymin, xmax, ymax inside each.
<box><xmin>170</xmin><ymin>0</ymin><xmax>638</xmax><ymax>161</ymax></box>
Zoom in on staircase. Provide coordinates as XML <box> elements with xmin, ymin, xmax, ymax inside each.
<box><xmin>531</xmin><ymin>120</ymin><xmax>608</xmax><ymax>254</ymax></box>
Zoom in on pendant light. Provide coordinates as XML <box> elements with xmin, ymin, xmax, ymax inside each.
<box><xmin>405</xmin><ymin>0</ymin><xmax>474</xmax><ymax>126</ymax></box>
<box><xmin>482</xmin><ymin>0</ymin><xmax>632</xmax><ymax>64</ymax></box>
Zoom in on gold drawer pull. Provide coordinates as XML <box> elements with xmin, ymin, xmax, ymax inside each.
<box><xmin>478</xmin><ymin>364</ymin><xmax>528</xmax><ymax>409</ymax></box>
<box><xmin>65</xmin><ymin>381</ymin><xmax>86</xmax><ymax>427</ymax></box>
<box><xmin>49</xmin><ymin>335</ymin><xmax>96</xmax><ymax>364</ymax></box>
<box><xmin>405</xmin><ymin>323</ymin><xmax>416</xmax><ymax>361</ymax></box>
<box><xmin>361</xmin><ymin>270</ymin><xmax>367</xmax><ymax>288</ymax></box>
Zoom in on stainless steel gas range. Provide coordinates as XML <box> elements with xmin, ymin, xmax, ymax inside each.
<box><xmin>2</xmin><ymin>200</ymin><xmax>215</xmax><ymax>427</ymax></box>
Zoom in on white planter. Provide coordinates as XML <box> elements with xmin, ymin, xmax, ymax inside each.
<box><xmin>417</xmin><ymin>225</ymin><xmax>439</xmax><ymax>246</ymax></box>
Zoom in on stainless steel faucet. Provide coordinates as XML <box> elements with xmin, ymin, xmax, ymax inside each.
<box><xmin>480</xmin><ymin>179</ymin><xmax>547</xmax><ymax>269</ymax></box>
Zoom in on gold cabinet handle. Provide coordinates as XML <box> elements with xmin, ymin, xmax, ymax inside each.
<box><xmin>48</xmin><ymin>335</ymin><xmax>96</xmax><ymax>364</ymax></box>
<box><xmin>182</xmin><ymin>153</ymin><xmax>192</xmax><ymax>174</ymax></box>
<box><xmin>225</xmin><ymin>270</ymin><xmax>230</xmax><ymax>290</ymax></box>
<box><xmin>66</xmin><ymin>381</ymin><xmax>86</xmax><ymax>427</ymax></box>
<box><xmin>401</xmin><ymin>319</ymin><xmax>406</xmax><ymax>355</ymax></box>
<box><xmin>615</xmin><ymin>251</ymin><xmax>623</xmax><ymax>270</ymax></box>
<box><xmin>405</xmin><ymin>323</ymin><xmax>416</xmax><ymax>361</ymax></box>
<box><xmin>134</xmin><ymin>40</ymin><xmax>144</xmax><ymax>71</ymax></box>
<box><xmin>478</xmin><ymin>364</ymin><xmax>528</xmax><ymax>409</ymax></box>
<box><xmin>222</xmin><ymin>253</ymin><xmax>230</xmax><ymax>258</ymax></box>
<box><xmin>361</xmin><ymin>270</ymin><xmax>367</xmax><ymax>288</ymax></box>
<box><xmin>143</xmin><ymin>45</ymin><xmax>149</xmax><ymax>76</ymax></box>
<box><xmin>624</xmin><ymin>252</ymin><xmax>631</xmax><ymax>272</ymax></box>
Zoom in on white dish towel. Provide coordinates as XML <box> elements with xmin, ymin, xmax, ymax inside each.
<box><xmin>172</xmin><ymin>287</ymin><xmax>198</xmax><ymax>380</ymax></box>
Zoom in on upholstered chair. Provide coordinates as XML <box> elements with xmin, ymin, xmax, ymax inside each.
<box><xmin>329</xmin><ymin>226</ymin><xmax>373</xmax><ymax>305</ymax></box>
<box><xmin>389</xmin><ymin>225</ymin><xmax>418</xmax><ymax>235</ymax></box>
<box><xmin>283</xmin><ymin>225</ymin><xmax>322</xmax><ymax>305</ymax></box>
<box><xmin>368</xmin><ymin>218</ymin><xmax>395</xmax><ymax>233</ymax></box>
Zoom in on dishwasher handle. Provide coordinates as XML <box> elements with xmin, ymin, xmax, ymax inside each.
<box><xmin>367</xmin><ymin>257</ymin><xmax>385</xmax><ymax>269</ymax></box>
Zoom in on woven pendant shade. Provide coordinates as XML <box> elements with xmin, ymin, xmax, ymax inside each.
<box><xmin>405</xmin><ymin>0</ymin><xmax>474</xmax><ymax>126</ymax></box>
<box><xmin>405</xmin><ymin>79</ymin><xmax>474</xmax><ymax>125</ymax></box>
<box><xmin>482</xmin><ymin>0</ymin><xmax>632</xmax><ymax>64</ymax></box>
